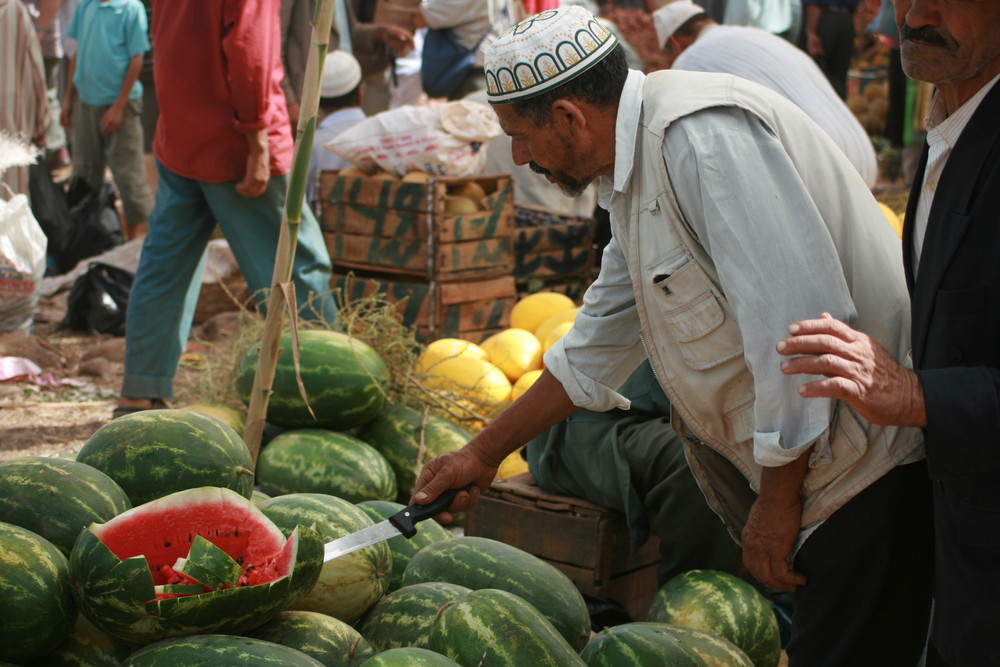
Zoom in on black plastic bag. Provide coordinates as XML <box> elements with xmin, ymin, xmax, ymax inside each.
<box><xmin>60</xmin><ymin>262</ymin><xmax>134</xmax><ymax>336</ymax></box>
<box><xmin>27</xmin><ymin>161</ymin><xmax>74</xmax><ymax>265</ymax></box>
<box><xmin>62</xmin><ymin>177</ymin><xmax>125</xmax><ymax>271</ymax></box>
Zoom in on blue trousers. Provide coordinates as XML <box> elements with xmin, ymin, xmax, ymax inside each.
<box><xmin>121</xmin><ymin>160</ymin><xmax>337</xmax><ymax>400</ymax></box>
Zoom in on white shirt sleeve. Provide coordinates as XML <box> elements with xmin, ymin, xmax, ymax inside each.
<box><xmin>662</xmin><ymin>106</ymin><xmax>856</xmax><ymax>466</ymax></box>
<box><xmin>543</xmin><ymin>232</ymin><xmax>647</xmax><ymax>412</ymax></box>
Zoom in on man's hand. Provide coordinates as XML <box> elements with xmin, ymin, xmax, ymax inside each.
<box><xmin>100</xmin><ymin>103</ymin><xmax>126</xmax><ymax>135</ymax></box>
<box><xmin>410</xmin><ymin>444</ymin><xmax>501</xmax><ymax>522</ymax></box>
<box><xmin>778</xmin><ymin>313</ymin><xmax>926</xmax><ymax>427</ymax></box>
<box><xmin>741</xmin><ymin>492</ymin><xmax>807</xmax><ymax>591</ymax></box>
<box><xmin>236</xmin><ymin>129</ymin><xmax>270</xmax><ymax>198</ymax></box>
<box><xmin>377</xmin><ymin>24</ymin><xmax>415</xmax><ymax>56</ymax></box>
<box><xmin>60</xmin><ymin>103</ymin><xmax>73</xmax><ymax>132</ymax></box>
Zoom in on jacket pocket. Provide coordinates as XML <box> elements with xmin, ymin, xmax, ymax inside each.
<box><xmin>802</xmin><ymin>402</ymin><xmax>867</xmax><ymax>493</ymax></box>
<box><xmin>648</xmin><ymin>255</ymin><xmax>744</xmax><ymax>370</ymax></box>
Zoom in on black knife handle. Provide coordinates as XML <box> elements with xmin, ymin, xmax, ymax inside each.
<box><xmin>388</xmin><ymin>485</ymin><xmax>472</xmax><ymax>538</ymax></box>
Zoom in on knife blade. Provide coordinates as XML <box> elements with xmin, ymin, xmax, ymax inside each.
<box><xmin>323</xmin><ymin>485</ymin><xmax>469</xmax><ymax>563</ymax></box>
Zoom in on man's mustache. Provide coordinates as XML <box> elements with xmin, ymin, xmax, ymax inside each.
<box><xmin>901</xmin><ymin>24</ymin><xmax>949</xmax><ymax>47</ymax></box>
<box><xmin>529</xmin><ymin>161</ymin><xmax>550</xmax><ymax>176</ymax></box>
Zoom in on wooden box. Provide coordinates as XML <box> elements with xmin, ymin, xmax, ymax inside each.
<box><xmin>318</xmin><ymin>171</ymin><xmax>514</xmax><ymax>281</ymax></box>
<box><xmin>464</xmin><ymin>472</ymin><xmax>661</xmax><ymax>622</ymax></box>
<box><xmin>333</xmin><ymin>270</ymin><xmax>515</xmax><ymax>344</ymax></box>
<box><xmin>513</xmin><ymin>205</ymin><xmax>595</xmax><ymax>282</ymax></box>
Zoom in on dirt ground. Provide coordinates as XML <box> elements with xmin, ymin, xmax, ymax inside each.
<box><xmin>0</xmin><ymin>290</ymin><xmax>244</xmax><ymax>462</ymax></box>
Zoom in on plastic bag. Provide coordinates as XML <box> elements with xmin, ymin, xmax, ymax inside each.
<box><xmin>27</xmin><ymin>161</ymin><xmax>74</xmax><ymax>266</ymax></box>
<box><xmin>59</xmin><ymin>262</ymin><xmax>133</xmax><ymax>336</ymax></box>
<box><xmin>325</xmin><ymin>100</ymin><xmax>502</xmax><ymax>177</ymax></box>
<box><xmin>61</xmin><ymin>177</ymin><xmax>125</xmax><ymax>273</ymax></box>
<box><xmin>0</xmin><ymin>191</ymin><xmax>48</xmax><ymax>333</ymax></box>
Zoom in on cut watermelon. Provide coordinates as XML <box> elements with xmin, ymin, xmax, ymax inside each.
<box><xmin>69</xmin><ymin>487</ymin><xmax>323</xmax><ymax>645</ymax></box>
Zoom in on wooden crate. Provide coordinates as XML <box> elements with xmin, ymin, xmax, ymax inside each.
<box><xmin>464</xmin><ymin>472</ymin><xmax>661</xmax><ymax>622</ymax></box>
<box><xmin>513</xmin><ymin>204</ymin><xmax>595</xmax><ymax>282</ymax></box>
<box><xmin>333</xmin><ymin>270</ymin><xmax>515</xmax><ymax>343</ymax></box>
<box><xmin>318</xmin><ymin>171</ymin><xmax>514</xmax><ymax>280</ymax></box>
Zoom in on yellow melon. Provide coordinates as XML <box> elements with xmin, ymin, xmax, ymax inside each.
<box><xmin>481</xmin><ymin>328</ymin><xmax>542</xmax><ymax>382</ymax></box>
<box><xmin>416</xmin><ymin>338</ymin><xmax>489</xmax><ymax>373</ymax></box>
<box><xmin>543</xmin><ymin>321</ymin><xmax>573</xmax><ymax>354</ymax></box>
<box><xmin>534</xmin><ymin>307</ymin><xmax>580</xmax><ymax>345</ymax></box>
<box><xmin>878</xmin><ymin>201</ymin><xmax>902</xmax><ymax>239</ymax></box>
<box><xmin>510</xmin><ymin>292</ymin><xmax>576</xmax><ymax>334</ymax></box>
<box><xmin>496</xmin><ymin>447</ymin><xmax>530</xmax><ymax>480</ymax></box>
<box><xmin>181</xmin><ymin>403</ymin><xmax>246</xmax><ymax>436</ymax></box>
<box><xmin>420</xmin><ymin>356</ymin><xmax>512</xmax><ymax>415</ymax></box>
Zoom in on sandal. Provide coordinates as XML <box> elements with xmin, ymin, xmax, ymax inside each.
<box><xmin>111</xmin><ymin>399</ymin><xmax>170</xmax><ymax>420</ymax></box>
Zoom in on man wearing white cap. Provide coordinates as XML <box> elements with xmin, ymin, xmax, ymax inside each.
<box><xmin>307</xmin><ymin>50</ymin><xmax>366</xmax><ymax>208</ymax></box>
<box><xmin>653</xmin><ymin>0</ymin><xmax>878</xmax><ymax>188</ymax></box>
<box><xmin>411</xmin><ymin>6</ymin><xmax>932</xmax><ymax>664</ymax></box>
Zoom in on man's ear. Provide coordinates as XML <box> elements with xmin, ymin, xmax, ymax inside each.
<box><xmin>550</xmin><ymin>98</ymin><xmax>587</xmax><ymax>134</ymax></box>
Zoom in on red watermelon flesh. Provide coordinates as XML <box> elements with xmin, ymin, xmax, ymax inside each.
<box><xmin>89</xmin><ymin>487</ymin><xmax>294</xmax><ymax>600</ymax></box>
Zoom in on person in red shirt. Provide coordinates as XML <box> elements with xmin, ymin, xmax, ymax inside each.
<box><xmin>114</xmin><ymin>0</ymin><xmax>337</xmax><ymax>418</ymax></box>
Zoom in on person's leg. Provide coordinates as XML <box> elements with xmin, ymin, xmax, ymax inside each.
<box><xmin>119</xmin><ymin>161</ymin><xmax>216</xmax><ymax>409</ymax></box>
<box><xmin>105</xmin><ymin>98</ymin><xmax>154</xmax><ymax>240</ymax></box>
<box><xmin>70</xmin><ymin>100</ymin><xmax>108</xmax><ymax>192</ymax></box>
<box><xmin>816</xmin><ymin>8</ymin><xmax>854</xmax><ymax>99</ymax></box>
<box><xmin>205</xmin><ymin>175</ymin><xmax>336</xmax><ymax>325</ymax></box>
<box><xmin>785</xmin><ymin>461</ymin><xmax>933</xmax><ymax>666</ymax></box>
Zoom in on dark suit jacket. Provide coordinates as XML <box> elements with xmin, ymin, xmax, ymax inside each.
<box><xmin>903</xmin><ymin>79</ymin><xmax>1000</xmax><ymax>665</ymax></box>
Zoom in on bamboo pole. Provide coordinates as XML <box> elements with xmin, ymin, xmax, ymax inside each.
<box><xmin>242</xmin><ymin>0</ymin><xmax>338</xmax><ymax>462</ymax></box>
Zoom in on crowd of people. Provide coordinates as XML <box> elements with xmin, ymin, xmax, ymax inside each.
<box><xmin>3</xmin><ymin>0</ymin><xmax>997</xmax><ymax>664</ymax></box>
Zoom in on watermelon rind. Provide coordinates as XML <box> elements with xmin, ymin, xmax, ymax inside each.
<box><xmin>647</xmin><ymin>569</ymin><xmax>781</xmax><ymax>667</ymax></box>
<box><xmin>257</xmin><ymin>429</ymin><xmax>397</xmax><ymax>502</ymax></box>
<box><xmin>69</xmin><ymin>487</ymin><xmax>323</xmax><ymax>645</ymax></box>
<box><xmin>259</xmin><ymin>492</ymin><xmax>392</xmax><ymax>623</ymax></box>
<box><xmin>358</xmin><ymin>499</ymin><xmax>452</xmax><ymax>592</ymax></box>
<box><xmin>639</xmin><ymin>623</ymin><xmax>755</xmax><ymax>667</ymax></box>
<box><xmin>0</xmin><ymin>456</ymin><xmax>132</xmax><ymax>556</ymax></box>
<box><xmin>245</xmin><ymin>609</ymin><xmax>375</xmax><ymax>666</ymax></box>
<box><xmin>356</xmin><ymin>581</ymin><xmax>471</xmax><ymax>652</ymax></box>
<box><xmin>0</xmin><ymin>521</ymin><xmax>78</xmax><ymax>663</ymax></box>
<box><xmin>77</xmin><ymin>409</ymin><xmax>255</xmax><ymax>506</ymax></box>
<box><xmin>357</xmin><ymin>404</ymin><xmax>471</xmax><ymax>502</ymax></box>
<box><xmin>236</xmin><ymin>329</ymin><xmax>390</xmax><ymax>430</ymax></box>
<box><xmin>581</xmin><ymin>622</ymin><xmax>755</xmax><ymax>667</ymax></box>
<box><xmin>427</xmin><ymin>588</ymin><xmax>587</xmax><ymax>667</ymax></box>
<box><xmin>359</xmin><ymin>647</ymin><xmax>461</xmax><ymax>666</ymax></box>
<box><xmin>173</xmin><ymin>535</ymin><xmax>243</xmax><ymax>589</ymax></box>
<box><xmin>401</xmin><ymin>535</ymin><xmax>591</xmax><ymax>652</ymax></box>
<box><xmin>121</xmin><ymin>634</ymin><xmax>325</xmax><ymax>666</ymax></box>
<box><xmin>22</xmin><ymin>615</ymin><xmax>137</xmax><ymax>667</ymax></box>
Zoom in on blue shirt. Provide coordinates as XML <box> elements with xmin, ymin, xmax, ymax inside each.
<box><xmin>67</xmin><ymin>0</ymin><xmax>149</xmax><ymax>106</ymax></box>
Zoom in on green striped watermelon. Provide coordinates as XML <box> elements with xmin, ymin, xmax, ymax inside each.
<box><xmin>245</xmin><ymin>610</ymin><xmax>375</xmax><ymax>666</ymax></box>
<box><xmin>259</xmin><ymin>493</ymin><xmax>391</xmax><ymax>623</ymax></box>
<box><xmin>401</xmin><ymin>535</ymin><xmax>591</xmax><ymax>652</ymax></box>
<box><xmin>357</xmin><ymin>404</ymin><xmax>471</xmax><ymax>502</ymax></box>
<box><xmin>0</xmin><ymin>456</ymin><xmax>131</xmax><ymax>556</ymax></box>
<box><xmin>360</xmin><ymin>647</ymin><xmax>460</xmax><ymax>666</ymax></box>
<box><xmin>121</xmin><ymin>634</ymin><xmax>324</xmax><ymax>666</ymax></box>
<box><xmin>257</xmin><ymin>429</ymin><xmax>397</xmax><ymax>502</ymax></box>
<box><xmin>358</xmin><ymin>500</ymin><xmax>452</xmax><ymax>591</ymax></box>
<box><xmin>582</xmin><ymin>622</ymin><xmax>754</xmax><ymax>666</ymax></box>
<box><xmin>428</xmin><ymin>588</ymin><xmax>587</xmax><ymax>666</ymax></box>
<box><xmin>23</xmin><ymin>615</ymin><xmax>137</xmax><ymax>667</ymax></box>
<box><xmin>0</xmin><ymin>522</ymin><xmax>77</xmax><ymax>663</ymax></box>
<box><xmin>77</xmin><ymin>409</ymin><xmax>255</xmax><ymax>506</ymax></box>
<box><xmin>647</xmin><ymin>569</ymin><xmax>781</xmax><ymax>667</ymax></box>
<box><xmin>69</xmin><ymin>487</ymin><xmax>323</xmax><ymax>645</ymax></box>
<box><xmin>236</xmin><ymin>329</ymin><xmax>389</xmax><ymax>430</ymax></box>
<box><xmin>356</xmin><ymin>581</ymin><xmax>471</xmax><ymax>652</ymax></box>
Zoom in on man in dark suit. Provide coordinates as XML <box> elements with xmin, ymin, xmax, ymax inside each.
<box><xmin>776</xmin><ymin>0</ymin><xmax>1000</xmax><ymax>664</ymax></box>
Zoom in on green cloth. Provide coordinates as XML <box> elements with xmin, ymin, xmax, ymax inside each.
<box><xmin>526</xmin><ymin>361</ymin><xmax>739</xmax><ymax>585</ymax></box>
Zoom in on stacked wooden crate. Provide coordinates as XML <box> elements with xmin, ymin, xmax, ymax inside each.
<box><xmin>513</xmin><ymin>204</ymin><xmax>596</xmax><ymax>302</ymax></box>
<box><xmin>317</xmin><ymin>170</ymin><xmax>516</xmax><ymax>343</ymax></box>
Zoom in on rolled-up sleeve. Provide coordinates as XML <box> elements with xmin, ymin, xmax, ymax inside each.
<box><xmin>222</xmin><ymin>0</ymin><xmax>275</xmax><ymax>134</ymax></box>
<box><xmin>544</xmin><ymin>233</ymin><xmax>647</xmax><ymax>412</ymax></box>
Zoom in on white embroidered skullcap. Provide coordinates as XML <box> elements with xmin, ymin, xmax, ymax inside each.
<box><xmin>652</xmin><ymin>0</ymin><xmax>707</xmax><ymax>47</ymax></box>
<box><xmin>484</xmin><ymin>5</ymin><xmax>618</xmax><ymax>104</ymax></box>
<box><xmin>321</xmin><ymin>50</ymin><xmax>362</xmax><ymax>98</ymax></box>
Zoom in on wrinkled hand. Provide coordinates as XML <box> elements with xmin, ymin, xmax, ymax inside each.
<box><xmin>410</xmin><ymin>443</ymin><xmax>500</xmax><ymax>522</ymax></box>
<box><xmin>805</xmin><ymin>31</ymin><xmax>824</xmax><ymax>58</ymax></box>
<box><xmin>378</xmin><ymin>24</ymin><xmax>415</xmax><ymax>56</ymax></box>
<box><xmin>741</xmin><ymin>494</ymin><xmax>806</xmax><ymax>591</ymax></box>
<box><xmin>100</xmin><ymin>103</ymin><xmax>125</xmax><ymax>135</ymax></box>
<box><xmin>778</xmin><ymin>313</ymin><xmax>926</xmax><ymax>426</ymax></box>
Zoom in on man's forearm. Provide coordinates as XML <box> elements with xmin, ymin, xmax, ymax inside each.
<box><xmin>114</xmin><ymin>54</ymin><xmax>145</xmax><ymax>108</ymax></box>
<box><xmin>759</xmin><ymin>448</ymin><xmax>811</xmax><ymax>506</ymax></box>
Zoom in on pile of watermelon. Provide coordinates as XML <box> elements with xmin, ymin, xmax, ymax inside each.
<box><xmin>0</xmin><ymin>327</ymin><xmax>783</xmax><ymax>665</ymax></box>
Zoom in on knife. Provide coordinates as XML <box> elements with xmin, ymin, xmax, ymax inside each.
<box><xmin>323</xmin><ymin>485</ymin><xmax>470</xmax><ymax>563</ymax></box>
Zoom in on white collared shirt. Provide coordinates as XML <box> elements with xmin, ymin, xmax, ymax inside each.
<box><xmin>912</xmin><ymin>73</ymin><xmax>1000</xmax><ymax>271</ymax></box>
